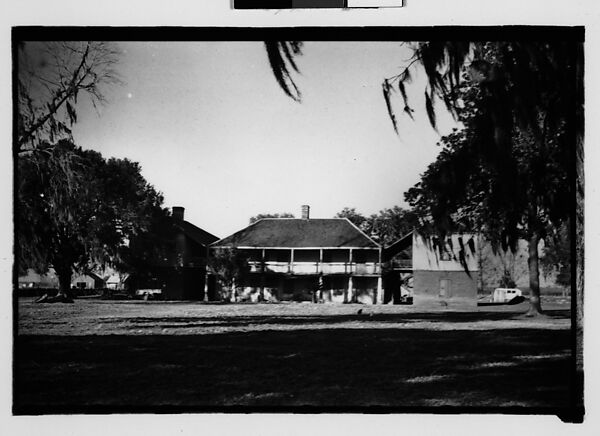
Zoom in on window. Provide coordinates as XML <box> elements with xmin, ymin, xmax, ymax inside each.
<box><xmin>439</xmin><ymin>238</ymin><xmax>453</xmax><ymax>261</ymax></box>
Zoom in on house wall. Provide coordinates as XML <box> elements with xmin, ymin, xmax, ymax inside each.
<box><xmin>163</xmin><ymin>267</ymin><xmax>207</xmax><ymax>300</ymax></box>
<box><xmin>237</xmin><ymin>274</ymin><xmax>278</xmax><ymax>302</ymax></box>
<box><xmin>322</xmin><ymin>275</ymin><xmax>348</xmax><ymax>303</ymax></box>
<box><xmin>412</xmin><ymin>270</ymin><xmax>478</xmax><ymax>308</ymax></box>
<box><xmin>353</xmin><ymin>249</ymin><xmax>379</xmax><ymax>263</ymax></box>
<box><xmin>265</xmin><ymin>249</ymin><xmax>291</xmax><ymax>262</ymax></box>
<box><xmin>157</xmin><ymin>223</ymin><xmax>211</xmax><ymax>299</ymax></box>
<box><xmin>234</xmin><ymin>273</ymin><xmax>380</xmax><ymax>304</ymax></box>
<box><xmin>411</xmin><ymin>233</ymin><xmax>479</xmax><ymax>308</ymax></box>
<box><xmin>234</xmin><ymin>275</ymin><xmax>314</xmax><ymax>302</ymax></box>
<box><xmin>413</xmin><ymin>233</ymin><xmax>478</xmax><ymax>272</ymax></box>
<box><xmin>353</xmin><ymin>276</ymin><xmax>379</xmax><ymax>304</ymax></box>
<box><xmin>294</xmin><ymin>250</ymin><xmax>320</xmax><ymax>262</ymax></box>
<box><xmin>323</xmin><ymin>249</ymin><xmax>349</xmax><ymax>262</ymax></box>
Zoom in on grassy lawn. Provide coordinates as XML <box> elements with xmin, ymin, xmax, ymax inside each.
<box><xmin>14</xmin><ymin>298</ymin><xmax>577</xmax><ymax>414</ymax></box>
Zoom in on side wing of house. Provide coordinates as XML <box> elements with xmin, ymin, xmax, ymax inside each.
<box><xmin>128</xmin><ymin>206</ymin><xmax>220</xmax><ymax>300</ymax></box>
<box><xmin>412</xmin><ymin>233</ymin><xmax>479</xmax><ymax>307</ymax></box>
<box><xmin>162</xmin><ymin>208</ymin><xmax>219</xmax><ymax>300</ymax></box>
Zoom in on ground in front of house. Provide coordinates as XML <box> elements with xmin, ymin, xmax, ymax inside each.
<box><xmin>14</xmin><ymin>297</ymin><xmax>575</xmax><ymax>413</ymax></box>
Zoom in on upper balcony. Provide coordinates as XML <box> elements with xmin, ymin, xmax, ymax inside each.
<box><xmin>248</xmin><ymin>261</ymin><xmax>380</xmax><ymax>275</ymax></box>
<box><xmin>242</xmin><ymin>247</ymin><xmax>381</xmax><ymax>275</ymax></box>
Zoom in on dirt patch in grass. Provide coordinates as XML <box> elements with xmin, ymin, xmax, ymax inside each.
<box><xmin>14</xmin><ymin>299</ymin><xmax>576</xmax><ymax>414</ymax></box>
<box><xmin>17</xmin><ymin>299</ymin><xmax>570</xmax><ymax>336</ymax></box>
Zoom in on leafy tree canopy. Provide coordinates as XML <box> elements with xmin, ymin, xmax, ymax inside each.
<box><xmin>17</xmin><ymin>140</ymin><xmax>165</xmax><ymax>296</ymax></box>
<box><xmin>335</xmin><ymin>206</ymin><xmax>418</xmax><ymax>246</ymax></box>
<box><xmin>541</xmin><ymin>223</ymin><xmax>571</xmax><ymax>289</ymax></box>
<box><xmin>334</xmin><ymin>207</ymin><xmax>367</xmax><ymax>229</ymax></box>
<box><xmin>208</xmin><ymin>248</ymin><xmax>250</xmax><ymax>300</ymax></box>
<box><xmin>266</xmin><ymin>41</ymin><xmax>582</xmax><ymax>151</ymax></box>
<box><xmin>249</xmin><ymin>212</ymin><xmax>295</xmax><ymax>224</ymax></box>
<box><xmin>266</xmin><ymin>40</ymin><xmax>581</xmax><ymax>317</ymax></box>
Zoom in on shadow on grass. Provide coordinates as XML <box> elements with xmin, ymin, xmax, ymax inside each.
<box><xmin>14</xmin><ymin>326</ymin><xmax>576</xmax><ymax>415</ymax></box>
<box><xmin>95</xmin><ymin>309</ymin><xmax>570</xmax><ymax>330</ymax></box>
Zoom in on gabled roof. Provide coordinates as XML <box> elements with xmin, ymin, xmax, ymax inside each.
<box><xmin>212</xmin><ymin>218</ymin><xmax>380</xmax><ymax>249</ymax></box>
<box><xmin>382</xmin><ymin>231</ymin><xmax>414</xmax><ymax>260</ymax></box>
<box><xmin>178</xmin><ymin>220</ymin><xmax>219</xmax><ymax>247</ymax></box>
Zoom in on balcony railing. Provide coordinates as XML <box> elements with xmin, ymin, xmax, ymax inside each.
<box><xmin>390</xmin><ymin>259</ymin><xmax>412</xmax><ymax>269</ymax></box>
<box><xmin>320</xmin><ymin>262</ymin><xmax>351</xmax><ymax>274</ymax></box>
<box><xmin>264</xmin><ymin>261</ymin><xmax>291</xmax><ymax>273</ymax></box>
<box><xmin>354</xmin><ymin>263</ymin><xmax>380</xmax><ymax>275</ymax></box>
<box><xmin>248</xmin><ymin>261</ymin><xmax>381</xmax><ymax>275</ymax></box>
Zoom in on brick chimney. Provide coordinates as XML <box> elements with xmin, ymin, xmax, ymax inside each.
<box><xmin>301</xmin><ymin>205</ymin><xmax>310</xmax><ymax>220</ymax></box>
<box><xmin>172</xmin><ymin>206</ymin><xmax>185</xmax><ymax>222</ymax></box>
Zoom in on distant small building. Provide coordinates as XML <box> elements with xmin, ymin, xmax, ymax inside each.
<box><xmin>18</xmin><ymin>268</ymin><xmax>125</xmax><ymax>291</ymax></box>
<box><xmin>17</xmin><ymin>269</ymin><xmax>59</xmax><ymax>289</ymax></box>
<box><xmin>106</xmin><ymin>272</ymin><xmax>128</xmax><ymax>290</ymax></box>
<box><xmin>71</xmin><ymin>272</ymin><xmax>104</xmax><ymax>290</ymax></box>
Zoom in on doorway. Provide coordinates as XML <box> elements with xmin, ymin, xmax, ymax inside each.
<box><xmin>439</xmin><ymin>279</ymin><xmax>452</xmax><ymax>298</ymax></box>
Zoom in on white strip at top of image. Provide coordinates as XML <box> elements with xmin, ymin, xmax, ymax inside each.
<box><xmin>346</xmin><ymin>0</ymin><xmax>403</xmax><ymax>8</ymax></box>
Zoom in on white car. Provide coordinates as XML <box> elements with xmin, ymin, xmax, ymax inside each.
<box><xmin>492</xmin><ymin>287</ymin><xmax>522</xmax><ymax>303</ymax></box>
<box><xmin>135</xmin><ymin>288</ymin><xmax>163</xmax><ymax>299</ymax></box>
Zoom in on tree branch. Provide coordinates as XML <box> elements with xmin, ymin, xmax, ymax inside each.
<box><xmin>18</xmin><ymin>43</ymin><xmax>92</xmax><ymax>150</ymax></box>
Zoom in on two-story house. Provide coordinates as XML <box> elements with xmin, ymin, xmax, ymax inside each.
<box><xmin>127</xmin><ymin>206</ymin><xmax>220</xmax><ymax>300</ymax></box>
<box><xmin>211</xmin><ymin>206</ymin><xmax>383</xmax><ymax>304</ymax></box>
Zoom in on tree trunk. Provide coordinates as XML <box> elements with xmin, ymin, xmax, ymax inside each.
<box><xmin>54</xmin><ymin>265</ymin><xmax>74</xmax><ymax>302</ymax></box>
<box><xmin>576</xmin><ymin>132</ymin><xmax>584</xmax><ymax>384</ymax></box>
<box><xmin>526</xmin><ymin>231</ymin><xmax>542</xmax><ymax>316</ymax></box>
<box><xmin>574</xmin><ymin>41</ymin><xmax>584</xmax><ymax>409</ymax></box>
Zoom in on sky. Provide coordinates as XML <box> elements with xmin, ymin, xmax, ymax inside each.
<box><xmin>72</xmin><ymin>41</ymin><xmax>458</xmax><ymax>238</ymax></box>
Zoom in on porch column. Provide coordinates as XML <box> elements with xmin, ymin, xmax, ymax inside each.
<box><xmin>203</xmin><ymin>265</ymin><xmax>210</xmax><ymax>302</ymax></box>
<box><xmin>376</xmin><ymin>248</ymin><xmax>383</xmax><ymax>304</ymax></box>
<box><xmin>319</xmin><ymin>248</ymin><xmax>323</xmax><ymax>274</ymax></box>
<box><xmin>260</xmin><ymin>248</ymin><xmax>266</xmax><ymax>301</ymax></box>
<box><xmin>376</xmin><ymin>276</ymin><xmax>383</xmax><ymax>304</ymax></box>
<box><xmin>348</xmin><ymin>248</ymin><xmax>353</xmax><ymax>275</ymax></box>
<box><xmin>346</xmin><ymin>276</ymin><xmax>353</xmax><ymax>304</ymax></box>
<box><xmin>290</xmin><ymin>248</ymin><xmax>294</xmax><ymax>274</ymax></box>
<box><xmin>346</xmin><ymin>248</ymin><xmax>354</xmax><ymax>303</ymax></box>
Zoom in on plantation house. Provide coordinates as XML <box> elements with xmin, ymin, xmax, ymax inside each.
<box><xmin>211</xmin><ymin>206</ymin><xmax>482</xmax><ymax>306</ymax></box>
<box><xmin>211</xmin><ymin>206</ymin><xmax>383</xmax><ymax>304</ymax></box>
